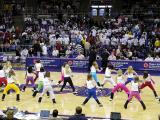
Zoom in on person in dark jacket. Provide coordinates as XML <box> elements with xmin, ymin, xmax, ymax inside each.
<box><xmin>88</xmin><ymin>47</ymin><xmax>97</xmax><ymax>72</ymax></box>
<box><xmin>68</xmin><ymin>106</ymin><xmax>87</xmax><ymax>120</ymax></box>
<box><xmin>101</xmin><ymin>49</ymin><xmax>109</xmax><ymax>72</ymax></box>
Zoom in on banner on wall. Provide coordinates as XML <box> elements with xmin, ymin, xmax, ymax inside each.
<box><xmin>26</xmin><ymin>57</ymin><xmax>89</xmax><ymax>72</ymax></box>
<box><xmin>26</xmin><ymin>57</ymin><xmax>160</xmax><ymax>72</ymax></box>
<box><xmin>110</xmin><ymin>60</ymin><xmax>160</xmax><ymax>71</ymax></box>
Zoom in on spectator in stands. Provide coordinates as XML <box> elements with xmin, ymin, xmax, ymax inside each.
<box><xmin>84</xmin><ymin>41</ymin><xmax>90</xmax><ymax>57</ymax></box>
<box><xmin>154</xmin><ymin>38</ymin><xmax>160</xmax><ymax>48</ymax></box>
<box><xmin>28</xmin><ymin>48</ymin><xmax>34</xmax><ymax>57</ymax></box>
<box><xmin>154</xmin><ymin>55</ymin><xmax>160</xmax><ymax>62</ymax></box>
<box><xmin>65</xmin><ymin>47</ymin><xmax>72</xmax><ymax>58</ymax></box>
<box><xmin>32</xmin><ymin>40</ymin><xmax>42</xmax><ymax>57</ymax></box>
<box><xmin>49</xmin><ymin>109</ymin><xmax>63</xmax><ymax>120</ymax></box>
<box><xmin>68</xmin><ymin>106</ymin><xmax>87</xmax><ymax>120</ymax></box>
<box><xmin>145</xmin><ymin>54</ymin><xmax>154</xmax><ymax>61</ymax></box>
<box><xmin>76</xmin><ymin>52</ymin><xmax>85</xmax><ymax>59</ymax></box>
<box><xmin>108</xmin><ymin>52</ymin><xmax>116</xmax><ymax>60</ymax></box>
<box><xmin>15</xmin><ymin>48</ymin><xmax>21</xmax><ymax>61</ymax></box>
<box><xmin>42</xmin><ymin>43</ymin><xmax>48</xmax><ymax>56</ymax></box>
<box><xmin>21</xmin><ymin>47</ymin><xmax>28</xmax><ymax>58</ymax></box>
<box><xmin>52</xmin><ymin>47</ymin><xmax>59</xmax><ymax>57</ymax></box>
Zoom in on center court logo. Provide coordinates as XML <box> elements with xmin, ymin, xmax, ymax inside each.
<box><xmin>144</xmin><ymin>63</ymin><xmax>149</xmax><ymax>68</ymax></box>
<box><xmin>67</xmin><ymin>60</ymin><xmax>73</xmax><ymax>65</ymax></box>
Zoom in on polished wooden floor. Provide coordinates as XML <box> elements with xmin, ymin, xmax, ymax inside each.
<box><xmin>0</xmin><ymin>71</ymin><xmax>160</xmax><ymax>120</ymax></box>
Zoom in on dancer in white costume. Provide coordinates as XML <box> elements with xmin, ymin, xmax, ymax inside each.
<box><xmin>101</xmin><ymin>65</ymin><xmax>116</xmax><ymax>87</ymax></box>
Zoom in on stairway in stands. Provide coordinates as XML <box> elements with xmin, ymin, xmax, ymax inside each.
<box><xmin>79</xmin><ymin>0</ymin><xmax>91</xmax><ymax>13</ymax></box>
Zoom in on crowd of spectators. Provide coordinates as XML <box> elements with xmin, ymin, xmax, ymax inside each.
<box><xmin>1</xmin><ymin>14</ymin><xmax>160</xmax><ymax>62</ymax></box>
<box><xmin>19</xmin><ymin>15</ymin><xmax>160</xmax><ymax>62</ymax></box>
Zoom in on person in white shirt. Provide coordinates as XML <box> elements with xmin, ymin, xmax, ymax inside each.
<box><xmin>76</xmin><ymin>52</ymin><xmax>85</xmax><ymax>59</ymax></box>
<box><xmin>2</xmin><ymin>70</ymin><xmax>20</xmax><ymax>101</ymax></box>
<box><xmin>108</xmin><ymin>52</ymin><xmax>116</xmax><ymax>60</ymax></box>
<box><xmin>145</xmin><ymin>54</ymin><xmax>154</xmax><ymax>61</ymax></box>
<box><xmin>139</xmin><ymin>36</ymin><xmax>145</xmax><ymax>46</ymax></box>
<box><xmin>82</xmin><ymin>74</ymin><xmax>103</xmax><ymax>107</ymax></box>
<box><xmin>3</xmin><ymin>61</ymin><xmax>13</xmax><ymax>78</ymax></box>
<box><xmin>60</xmin><ymin>64</ymin><xmax>76</xmax><ymax>93</ymax></box>
<box><xmin>110</xmin><ymin>69</ymin><xmax>130</xmax><ymax>101</ymax></box>
<box><xmin>90</xmin><ymin>61</ymin><xmax>102</xmax><ymax>87</ymax></box>
<box><xmin>91</xmin><ymin>28</ymin><xmax>97</xmax><ymax>37</ymax></box>
<box><xmin>52</xmin><ymin>47</ymin><xmax>59</xmax><ymax>57</ymax></box>
<box><xmin>22</xmin><ymin>66</ymin><xmax>36</xmax><ymax>92</ymax></box>
<box><xmin>0</xmin><ymin>65</ymin><xmax>7</xmax><ymax>86</ymax></box>
<box><xmin>38</xmin><ymin>72</ymin><xmax>56</xmax><ymax>104</ymax></box>
<box><xmin>124</xmin><ymin>77</ymin><xmax>146</xmax><ymax>110</ymax></box>
<box><xmin>34</xmin><ymin>60</ymin><xmax>43</xmax><ymax>81</ymax></box>
<box><xmin>58</xmin><ymin>62</ymin><xmax>67</xmax><ymax>85</ymax></box>
<box><xmin>101</xmin><ymin>64</ymin><xmax>116</xmax><ymax>87</ymax></box>
<box><xmin>154</xmin><ymin>55</ymin><xmax>160</xmax><ymax>62</ymax></box>
<box><xmin>63</xmin><ymin>35</ymin><xmax>70</xmax><ymax>45</ymax></box>
<box><xmin>21</xmin><ymin>48</ymin><xmax>28</xmax><ymax>59</ymax></box>
<box><xmin>124</xmin><ymin>66</ymin><xmax>138</xmax><ymax>85</ymax></box>
<box><xmin>32</xmin><ymin>67</ymin><xmax>49</xmax><ymax>97</ymax></box>
<box><xmin>65</xmin><ymin>47</ymin><xmax>72</xmax><ymax>58</ymax></box>
<box><xmin>104</xmin><ymin>37</ymin><xmax>110</xmax><ymax>46</ymax></box>
<box><xmin>42</xmin><ymin>44</ymin><xmax>48</xmax><ymax>56</ymax></box>
<box><xmin>111</xmin><ymin>36</ymin><xmax>117</xmax><ymax>46</ymax></box>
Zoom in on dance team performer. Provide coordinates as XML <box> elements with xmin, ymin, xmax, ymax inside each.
<box><xmin>110</xmin><ymin>69</ymin><xmax>130</xmax><ymax>101</ymax></box>
<box><xmin>3</xmin><ymin>61</ymin><xmax>13</xmax><ymax>78</ymax></box>
<box><xmin>82</xmin><ymin>74</ymin><xmax>103</xmax><ymax>107</ymax></box>
<box><xmin>124</xmin><ymin>76</ymin><xmax>146</xmax><ymax>110</ymax></box>
<box><xmin>140</xmin><ymin>71</ymin><xmax>158</xmax><ymax>98</ymax></box>
<box><xmin>34</xmin><ymin>60</ymin><xmax>43</xmax><ymax>82</ymax></box>
<box><xmin>32</xmin><ymin>67</ymin><xmax>46</xmax><ymax>97</ymax></box>
<box><xmin>0</xmin><ymin>65</ymin><xmax>7</xmax><ymax>87</ymax></box>
<box><xmin>90</xmin><ymin>61</ymin><xmax>102</xmax><ymax>86</ymax></box>
<box><xmin>38</xmin><ymin>72</ymin><xmax>56</xmax><ymax>104</ymax></box>
<box><xmin>57</xmin><ymin>62</ymin><xmax>67</xmax><ymax>85</ymax></box>
<box><xmin>22</xmin><ymin>66</ymin><xmax>36</xmax><ymax>92</ymax></box>
<box><xmin>60</xmin><ymin>64</ymin><xmax>76</xmax><ymax>93</ymax></box>
<box><xmin>124</xmin><ymin>66</ymin><xmax>138</xmax><ymax>85</ymax></box>
<box><xmin>101</xmin><ymin>64</ymin><xmax>116</xmax><ymax>87</ymax></box>
<box><xmin>2</xmin><ymin>70</ymin><xmax>20</xmax><ymax>101</ymax></box>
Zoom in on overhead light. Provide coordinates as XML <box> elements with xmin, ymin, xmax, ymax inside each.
<box><xmin>107</xmin><ymin>5</ymin><xmax>112</xmax><ymax>8</ymax></box>
<box><xmin>99</xmin><ymin>5</ymin><xmax>106</xmax><ymax>8</ymax></box>
<box><xmin>91</xmin><ymin>5</ymin><xmax>99</xmax><ymax>8</ymax></box>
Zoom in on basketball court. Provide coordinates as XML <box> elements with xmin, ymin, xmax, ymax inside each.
<box><xmin>0</xmin><ymin>71</ymin><xmax>160</xmax><ymax>120</ymax></box>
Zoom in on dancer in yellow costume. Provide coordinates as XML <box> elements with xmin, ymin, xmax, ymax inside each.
<box><xmin>2</xmin><ymin>70</ymin><xmax>20</xmax><ymax>101</ymax></box>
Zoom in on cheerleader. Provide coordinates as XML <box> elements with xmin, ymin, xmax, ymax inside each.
<box><xmin>32</xmin><ymin>67</ymin><xmax>45</xmax><ymax>97</ymax></box>
<box><xmin>90</xmin><ymin>61</ymin><xmax>102</xmax><ymax>86</ymax></box>
<box><xmin>34</xmin><ymin>60</ymin><xmax>43</xmax><ymax>82</ymax></box>
<box><xmin>57</xmin><ymin>62</ymin><xmax>67</xmax><ymax>85</ymax></box>
<box><xmin>140</xmin><ymin>71</ymin><xmax>158</xmax><ymax>98</ymax></box>
<box><xmin>124</xmin><ymin>66</ymin><xmax>138</xmax><ymax>85</ymax></box>
<box><xmin>101</xmin><ymin>64</ymin><xmax>116</xmax><ymax>87</ymax></box>
<box><xmin>0</xmin><ymin>65</ymin><xmax>7</xmax><ymax>87</ymax></box>
<box><xmin>22</xmin><ymin>66</ymin><xmax>36</xmax><ymax>92</ymax></box>
<box><xmin>124</xmin><ymin>77</ymin><xmax>146</xmax><ymax>110</ymax></box>
<box><xmin>3</xmin><ymin>61</ymin><xmax>13</xmax><ymax>78</ymax></box>
<box><xmin>60</xmin><ymin>64</ymin><xmax>76</xmax><ymax>93</ymax></box>
<box><xmin>2</xmin><ymin>70</ymin><xmax>20</xmax><ymax>101</ymax></box>
<box><xmin>110</xmin><ymin>69</ymin><xmax>130</xmax><ymax>101</ymax></box>
<box><xmin>38</xmin><ymin>72</ymin><xmax>56</xmax><ymax>104</ymax></box>
<box><xmin>82</xmin><ymin>74</ymin><xmax>103</xmax><ymax>107</ymax></box>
